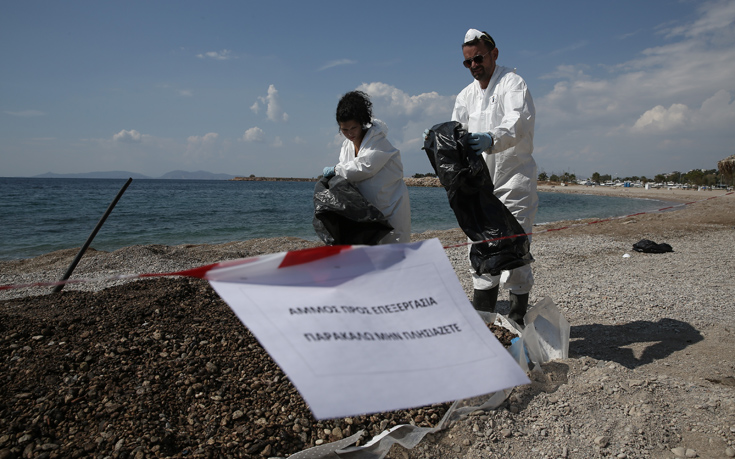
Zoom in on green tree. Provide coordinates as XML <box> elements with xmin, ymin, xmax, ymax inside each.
<box><xmin>684</xmin><ymin>169</ymin><xmax>704</xmax><ymax>186</ymax></box>
<box><xmin>550</xmin><ymin>174</ymin><xmax>560</xmax><ymax>182</ymax></box>
<box><xmin>538</xmin><ymin>171</ymin><xmax>548</xmax><ymax>181</ymax></box>
<box><xmin>591</xmin><ymin>172</ymin><xmax>601</xmax><ymax>183</ymax></box>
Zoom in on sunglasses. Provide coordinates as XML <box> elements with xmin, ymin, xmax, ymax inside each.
<box><xmin>463</xmin><ymin>52</ymin><xmax>490</xmax><ymax>68</ymax></box>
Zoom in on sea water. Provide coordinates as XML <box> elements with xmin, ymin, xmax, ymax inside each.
<box><xmin>0</xmin><ymin>178</ymin><xmax>672</xmax><ymax>260</ymax></box>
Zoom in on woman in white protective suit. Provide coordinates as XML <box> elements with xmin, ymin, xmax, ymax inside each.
<box><xmin>321</xmin><ymin>91</ymin><xmax>411</xmax><ymax>244</ymax></box>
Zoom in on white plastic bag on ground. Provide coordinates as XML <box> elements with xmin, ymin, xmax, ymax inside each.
<box><xmin>521</xmin><ymin>296</ymin><xmax>570</xmax><ymax>365</ymax></box>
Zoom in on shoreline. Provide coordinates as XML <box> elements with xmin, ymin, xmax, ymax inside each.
<box><xmin>1</xmin><ymin>188</ymin><xmax>732</xmax><ymax>299</ymax></box>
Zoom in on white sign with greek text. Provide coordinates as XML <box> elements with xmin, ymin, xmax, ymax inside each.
<box><xmin>207</xmin><ymin>238</ymin><xmax>529</xmax><ymax>419</ymax></box>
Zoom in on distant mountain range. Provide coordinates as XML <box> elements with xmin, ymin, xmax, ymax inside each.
<box><xmin>33</xmin><ymin>170</ymin><xmax>237</xmax><ymax>180</ymax></box>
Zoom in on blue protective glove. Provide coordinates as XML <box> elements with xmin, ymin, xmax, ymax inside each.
<box><xmin>322</xmin><ymin>166</ymin><xmax>335</xmax><ymax>178</ymax></box>
<box><xmin>423</xmin><ymin>128</ymin><xmax>430</xmax><ymax>140</ymax></box>
<box><xmin>468</xmin><ymin>132</ymin><xmax>493</xmax><ymax>154</ymax></box>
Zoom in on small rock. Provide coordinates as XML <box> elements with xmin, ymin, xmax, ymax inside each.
<box><xmin>18</xmin><ymin>434</ymin><xmax>33</xmax><ymax>444</ymax></box>
<box><xmin>594</xmin><ymin>436</ymin><xmax>610</xmax><ymax>447</ymax></box>
<box><xmin>672</xmin><ymin>447</ymin><xmax>686</xmax><ymax>457</ymax></box>
<box><xmin>685</xmin><ymin>449</ymin><xmax>697</xmax><ymax>458</ymax></box>
<box><xmin>500</xmin><ymin>428</ymin><xmax>512</xmax><ymax>438</ymax></box>
<box><xmin>725</xmin><ymin>446</ymin><xmax>735</xmax><ymax>457</ymax></box>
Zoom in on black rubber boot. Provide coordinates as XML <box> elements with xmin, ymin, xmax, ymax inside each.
<box><xmin>508</xmin><ymin>292</ymin><xmax>529</xmax><ymax>327</ymax></box>
<box><xmin>472</xmin><ymin>286</ymin><xmax>499</xmax><ymax>313</ymax></box>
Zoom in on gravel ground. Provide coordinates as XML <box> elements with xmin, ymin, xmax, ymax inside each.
<box><xmin>1</xmin><ymin>187</ymin><xmax>734</xmax><ymax>459</ymax></box>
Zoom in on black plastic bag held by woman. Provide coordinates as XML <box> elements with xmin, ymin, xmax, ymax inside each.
<box><xmin>313</xmin><ymin>175</ymin><xmax>393</xmax><ymax>246</ymax></box>
<box><xmin>423</xmin><ymin>121</ymin><xmax>532</xmax><ymax>276</ymax></box>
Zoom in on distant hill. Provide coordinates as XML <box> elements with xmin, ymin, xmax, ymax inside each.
<box><xmin>33</xmin><ymin>170</ymin><xmax>236</xmax><ymax>180</ymax></box>
<box><xmin>35</xmin><ymin>171</ymin><xmax>152</xmax><ymax>179</ymax></box>
<box><xmin>158</xmin><ymin>170</ymin><xmax>236</xmax><ymax>180</ymax></box>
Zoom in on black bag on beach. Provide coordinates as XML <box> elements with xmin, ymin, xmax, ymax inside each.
<box><xmin>312</xmin><ymin>175</ymin><xmax>393</xmax><ymax>246</ymax></box>
<box><xmin>423</xmin><ymin>121</ymin><xmax>532</xmax><ymax>276</ymax></box>
<box><xmin>633</xmin><ymin>239</ymin><xmax>673</xmax><ymax>253</ymax></box>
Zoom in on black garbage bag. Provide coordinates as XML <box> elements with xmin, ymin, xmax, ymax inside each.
<box><xmin>633</xmin><ymin>239</ymin><xmax>673</xmax><ymax>253</ymax></box>
<box><xmin>313</xmin><ymin>175</ymin><xmax>393</xmax><ymax>246</ymax></box>
<box><xmin>423</xmin><ymin>121</ymin><xmax>532</xmax><ymax>276</ymax></box>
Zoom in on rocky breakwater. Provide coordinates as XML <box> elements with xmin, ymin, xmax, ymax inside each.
<box><xmin>231</xmin><ymin>177</ymin><xmax>317</xmax><ymax>182</ymax></box>
<box><xmin>403</xmin><ymin>177</ymin><xmax>441</xmax><ymax>187</ymax></box>
<box><xmin>230</xmin><ymin>176</ymin><xmax>441</xmax><ymax>187</ymax></box>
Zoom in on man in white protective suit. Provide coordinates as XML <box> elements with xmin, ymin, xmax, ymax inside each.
<box><xmin>451</xmin><ymin>28</ymin><xmax>538</xmax><ymax>325</ymax></box>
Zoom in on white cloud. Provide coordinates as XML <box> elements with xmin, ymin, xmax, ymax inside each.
<box><xmin>662</xmin><ymin>0</ymin><xmax>735</xmax><ymax>40</ymax></box>
<box><xmin>272</xmin><ymin>137</ymin><xmax>283</xmax><ymax>147</ymax></box>
<box><xmin>196</xmin><ymin>49</ymin><xmax>232</xmax><ymax>60</ymax></box>
<box><xmin>112</xmin><ymin>129</ymin><xmax>144</xmax><ymax>143</ymax></box>
<box><xmin>357</xmin><ymin>82</ymin><xmax>453</xmax><ymax>118</ymax></box>
<box><xmin>185</xmin><ymin>132</ymin><xmax>219</xmax><ymax>160</ymax></box>
<box><xmin>187</xmin><ymin>132</ymin><xmax>219</xmax><ymax>143</ymax></box>
<box><xmin>5</xmin><ymin>110</ymin><xmax>45</xmax><ymax>117</ymax></box>
<box><xmin>241</xmin><ymin>127</ymin><xmax>265</xmax><ymax>142</ymax></box>
<box><xmin>251</xmin><ymin>85</ymin><xmax>289</xmax><ymax>122</ymax></box>
<box><xmin>633</xmin><ymin>89</ymin><xmax>735</xmax><ymax>133</ymax></box>
<box><xmin>632</xmin><ymin>104</ymin><xmax>690</xmax><ymax>132</ymax></box>
<box><xmin>318</xmin><ymin>59</ymin><xmax>357</xmax><ymax>71</ymax></box>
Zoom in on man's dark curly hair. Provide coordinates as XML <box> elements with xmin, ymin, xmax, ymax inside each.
<box><xmin>336</xmin><ymin>91</ymin><xmax>373</xmax><ymax>129</ymax></box>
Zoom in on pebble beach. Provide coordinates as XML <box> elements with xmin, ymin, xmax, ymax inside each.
<box><xmin>1</xmin><ymin>185</ymin><xmax>734</xmax><ymax>458</ymax></box>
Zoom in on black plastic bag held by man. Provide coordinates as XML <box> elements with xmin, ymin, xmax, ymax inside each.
<box><xmin>313</xmin><ymin>175</ymin><xmax>393</xmax><ymax>246</ymax></box>
<box><xmin>423</xmin><ymin>121</ymin><xmax>533</xmax><ymax>276</ymax></box>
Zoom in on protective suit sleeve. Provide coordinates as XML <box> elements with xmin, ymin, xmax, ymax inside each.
<box><xmin>489</xmin><ymin>80</ymin><xmax>535</xmax><ymax>153</ymax></box>
<box><xmin>451</xmin><ymin>92</ymin><xmax>469</xmax><ymax>126</ymax></box>
<box><xmin>335</xmin><ymin>143</ymin><xmax>397</xmax><ymax>183</ymax></box>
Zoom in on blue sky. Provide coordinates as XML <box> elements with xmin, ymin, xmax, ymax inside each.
<box><xmin>2</xmin><ymin>0</ymin><xmax>734</xmax><ymax>179</ymax></box>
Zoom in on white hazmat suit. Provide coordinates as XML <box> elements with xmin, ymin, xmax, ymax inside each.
<box><xmin>334</xmin><ymin>119</ymin><xmax>411</xmax><ymax>244</ymax></box>
<box><xmin>452</xmin><ymin>65</ymin><xmax>538</xmax><ymax>294</ymax></box>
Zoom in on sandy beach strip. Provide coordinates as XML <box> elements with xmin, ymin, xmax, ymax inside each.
<box><xmin>537</xmin><ymin>182</ymin><xmax>730</xmax><ymax>204</ymax></box>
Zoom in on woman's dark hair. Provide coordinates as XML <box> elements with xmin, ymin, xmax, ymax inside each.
<box><xmin>336</xmin><ymin>91</ymin><xmax>373</xmax><ymax>129</ymax></box>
